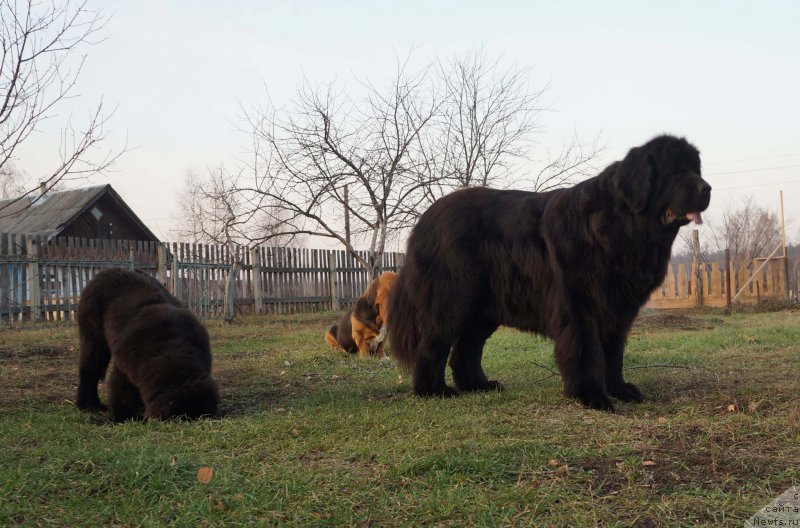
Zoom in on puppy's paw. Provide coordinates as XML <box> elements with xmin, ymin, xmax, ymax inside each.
<box><xmin>608</xmin><ymin>382</ymin><xmax>644</xmax><ymax>403</ymax></box>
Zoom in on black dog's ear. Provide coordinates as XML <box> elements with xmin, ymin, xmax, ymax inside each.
<box><xmin>613</xmin><ymin>146</ymin><xmax>654</xmax><ymax>213</ymax></box>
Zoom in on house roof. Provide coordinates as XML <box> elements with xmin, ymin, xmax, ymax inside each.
<box><xmin>0</xmin><ymin>184</ymin><xmax>158</xmax><ymax>241</ymax></box>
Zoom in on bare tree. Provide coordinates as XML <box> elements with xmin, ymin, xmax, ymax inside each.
<box><xmin>233</xmin><ymin>58</ymin><xmax>441</xmax><ymax>275</ymax></box>
<box><xmin>185</xmin><ymin>51</ymin><xmax>599</xmax><ymax>274</ymax></box>
<box><xmin>432</xmin><ymin>51</ymin><xmax>546</xmax><ymax>190</ymax></box>
<box><xmin>418</xmin><ymin>51</ymin><xmax>600</xmax><ymax>205</ymax></box>
<box><xmin>0</xmin><ymin>0</ymin><xmax>123</xmax><ymax>217</ymax></box>
<box><xmin>0</xmin><ymin>163</ymin><xmax>25</xmax><ymax>198</ymax></box>
<box><xmin>707</xmin><ymin>196</ymin><xmax>781</xmax><ymax>265</ymax></box>
<box><xmin>174</xmin><ymin>167</ymin><xmax>300</xmax><ymax>247</ymax></box>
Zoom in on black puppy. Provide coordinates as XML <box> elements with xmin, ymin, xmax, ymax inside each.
<box><xmin>75</xmin><ymin>268</ymin><xmax>219</xmax><ymax>421</ymax></box>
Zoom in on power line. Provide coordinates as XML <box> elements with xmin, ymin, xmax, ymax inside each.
<box><xmin>715</xmin><ymin>180</ymin><xmax>800</xmax><ymax>191</ymax></box>
<box><xmin>705</xmin><ymin>153</ymin><xmax>800</xmax><ymax>165</ymax></box>
<box><xmin>704</xmin><ymin>164</ymin><xmax>800</xmax><ymax>176</ymax></box>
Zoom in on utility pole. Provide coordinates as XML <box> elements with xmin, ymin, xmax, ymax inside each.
<box><xmin>780</xmin><ymin>190</ymin><xmax>789</xmax><ymax>299</ymax></box>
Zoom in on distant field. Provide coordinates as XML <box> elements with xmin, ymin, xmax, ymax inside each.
<box><xmin>1</xmin><ymin>309</ymin><xmax>798</xmax><ymax>527</ymax></box>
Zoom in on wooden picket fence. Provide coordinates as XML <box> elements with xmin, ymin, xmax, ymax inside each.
<box><xmin>1</xmin><ymin>232</ymin><xmax>788</xmax><ymax>322</ymax></box>
<box><xmin>0</xmin><ymin>233</ymin><xmax>404</xmax><ymax>323</ymax></box>
<box><xmin>647</xmin><ymin>257</ymin><xmax>788</xmax><ymax>309</ymax></box>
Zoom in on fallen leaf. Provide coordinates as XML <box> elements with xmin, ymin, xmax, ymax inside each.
<box><xmin>747</xmin><ymin>401</ymin><xmax>759</xmax><ymax>412</ymax></box>
<box><xmin>283</xmin><ymin>360</ymin><xmax>292</xmax><ymax>366</ymax></box>
<box><xmin>642</xmin><ymin>460</ymin><xmax>656</xmax><ymax>467</ymax></box>
<box><xmin>547</xmin><ymin>459</ymin><xmax>559</xmax><ymax>467</ymax></box>
<box><xmin>400</xmin><ymin>476</ymin><xmax>411</xmax><ymax>488</ymax></box>
<box><xmin>727</xmin><ymin>404</ymin><xmax>736</xmax><ymax>412</ymax></box>
<box><xmin>197</xmin><ymin>466</ymin><xmax>214</xmax><ymax>484</ymax></box>
<box><xmin>657</xmin><ymin>416</ymin><xmax>668</xmax><ymax>424</ymax></box>
<box><xmin>170</xmin><ymin>456</ymin><xmax>177</xmax><ymax>466</ymax></box>
<box><xmin>529</xmin><ymin>479</ymin><xmax>540</xmax><ymax>488</ymax></box>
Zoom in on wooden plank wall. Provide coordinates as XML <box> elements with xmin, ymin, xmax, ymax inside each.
<box><xmin>0</xmin><ymin>234</ymin><xmax>404</xmax><ymax>322</ymax></box>
<box><xmin>5</xmin><ymin>232</ymin><xmax>784</xmax><ymax>319</ymax></box>
<box><xmin>647</xmin><ymin>258</ymin><xmax>788</xmax><ymax>309</ymax></box>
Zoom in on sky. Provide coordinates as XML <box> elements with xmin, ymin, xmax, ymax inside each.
<box><xmin>14</xmin><ymin>0</ymin><xmax>800</xmax><ymax>247</ymax></box>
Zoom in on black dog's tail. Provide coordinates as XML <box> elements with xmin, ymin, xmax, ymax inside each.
<box><xmin>387</xmin><ymin>271</ymin><xmax>419</xmax><ymax>372</ymax></box>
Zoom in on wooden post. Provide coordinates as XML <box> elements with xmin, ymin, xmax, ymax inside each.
<box><xmin>171</xmin><ymin>246</ymin><xmax>180</xmax><ymax>301</ymax></box>
<box><xmin>724</xmin><ymin>248</ymin><xmax>732</xmax><ymax>314</ymax></box>
<box><xmin>156</xmin><ymin>243</ymin><xmax>169</xmax><ymax>286</ymax></box>
<box><xmin>692</xmin><ymin>229</ymin><xmax>703</xmax><ymax>308</ymax></box>
<box><xmin>224</xmin><ymin>257</ymin><xmax>239</xmax><ymax>323</ymax></box>
<box><xmin>0</xmin><ymin>234</ymin><xmax>8</xmax><ymax>323</ymax></box>
<box><xmin>128</xmin><ymin>244</ymin><xmax>135</xmax><ymax>271</ymax></box>
<box><xmin>344</xmin><ymin>184</ymin><xmax>351</xmax><ymax>246</ymax></box>
<box><xmin>26</xmin><ymin>239</ymin><xmax>41</xmax><ymax>322</ymax></box>
<box><xmin>328</xmin><ymin>250</ymin><xmax>340</xmax><ymax>310</ymax></box>
<box><xmin>250</xmin><ymin>246</ymin><xmax>263</xmax><ymax>315</ymax></box>
<box><xmin>780</xmin><ymin>190</ymin><xmax>789</xmax><ymax>299</ymax></box>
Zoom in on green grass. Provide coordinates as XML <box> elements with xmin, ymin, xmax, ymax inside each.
<box><xmin>1</xmin><ymin>310</ymin><xmax>798</xmax><ymax>527</ymax></box>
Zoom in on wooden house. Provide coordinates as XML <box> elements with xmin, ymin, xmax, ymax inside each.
<box><xmin>0</xmin><ymin>184</ymin><xmax>158</xmax><ymax>241</ymax></box>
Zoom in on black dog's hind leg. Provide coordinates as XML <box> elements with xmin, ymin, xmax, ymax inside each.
<box><xmin>555</xmin><ymin>318</ymin><xmax>614</xmax><ymax>411</ymax></box>
<box><xmin>76</xmin><ymin>325</ymin><xmax>111</xmax><ymax>412</ymax></box>
<box><xmin>107</xmin><ymin>367</ymin><xmax>143</xmax><ymax>422</ymax></box>
<box><xmin>450</xmin><ymin>322</ymin><xmax>504</xmax><ymax>392</ymax></box>
<box><xmin>604</xmin><ymin>331</ymin><xmax>643</xmax><ymax>403</ymax></box>
<box><xmin>413</xmin><ymin>336</ymin><xmax>459</xmax><ymax>397</ymax></box>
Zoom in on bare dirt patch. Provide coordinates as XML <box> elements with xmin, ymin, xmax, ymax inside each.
<box><xmin>0</xmin><ymin>344</ymin><xmax>73</xmax><ymax>359</ymax></box>
<box><xmin>633</xmin><ymin>313</ymin><xmax>724</xmax><ymax>332</ymax></box>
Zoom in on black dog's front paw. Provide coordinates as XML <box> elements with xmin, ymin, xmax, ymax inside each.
<box><xmin>414</xmin><ymin>385</ymin><xmax>460</xmax><ymax>398</ymax></box>
<box><xmin>76</xmin><ymin>396</ymin><xmax>108</xmax><ymax>413</ymax></box>
<box><xmin>456</xmin><ymin>379</ymin><xmax>506</xmax><ymax>392</ymax></box>
<box><xmin>608</xmin><ymin>382</ymin><xmax>644</xmax><ymax>403</ymax></box>
<box><xmin>484</xmin><ymin>380</ymin><xmax>505</xmax><ymax>392</ymax></box>
<box><xmin>572</xmin><ymin>381</ymin><xmax>615</xmax><ymax>412</ymax></box>
<box><xmin>582</xmin><ymin>393</ymin><xmax>615</xmax><ymax>412</ymax></box>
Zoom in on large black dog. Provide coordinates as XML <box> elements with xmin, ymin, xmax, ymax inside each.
<box><xmin>389</xmin><ymin>135</ymin><xmax>711</xmax><ymax>411</ymax></box>
<box><xmin>75</xmin><ymin>268</ymin><xmax>219</xmax><ymax>421</ymax></box>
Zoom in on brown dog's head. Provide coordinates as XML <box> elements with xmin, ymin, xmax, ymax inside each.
<box><xmin>613</xmin><ymin>135</ymin><xmax>711</xmax><ymax>227</ymax></box>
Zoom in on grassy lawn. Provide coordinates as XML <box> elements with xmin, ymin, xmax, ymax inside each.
<box><xmin>1</xmin><ymin>309</ymin><xmax>798</xmax><ymax>527</ymax></box>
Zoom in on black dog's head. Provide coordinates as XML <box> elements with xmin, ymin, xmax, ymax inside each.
<box><xmin>146</xmin><ymin>378</ymin><xmax>220</xmax><ymax>421</ymax></box>
<box><xmin>613</xmin><ymin>135</ymin><xmax>711</xmax><ymax>227</ymax></box>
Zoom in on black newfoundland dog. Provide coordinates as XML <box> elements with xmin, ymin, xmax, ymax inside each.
<box><xmin>389</xmin><ymin>135</ymin><xmax>710</xmax><ymax>411</ymax></box>
<box><xmin>75</xmin><ymin>268</ymin><xmax>219</xmax><ymax>421</ymax></box>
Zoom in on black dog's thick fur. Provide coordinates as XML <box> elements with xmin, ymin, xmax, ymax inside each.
<box><xmin>75</xmin><ymin>268</ymin><xmax>219</xmax><ymax>421</ymax></box>
<box><xmin>389</xmin><ymin>135</ymin><xmax>711</xmax><ymax>410</ymax></box>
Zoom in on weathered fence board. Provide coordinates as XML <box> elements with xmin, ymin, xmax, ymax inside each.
<box><xmin>0</xmin><ymin>234</ymin><xmax>404</xmax><ymax>323</ymax></box>
<box><xmin>647</xmin><ymin>257</ymin><xmax>788</xmax><ymax>309</ymax></box>
<box><xmin>6</xmin><ymin>233</ymin><xmax>784</xmax><ymax>321</ymax></box>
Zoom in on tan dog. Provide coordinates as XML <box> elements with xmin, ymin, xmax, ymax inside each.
<box><xmin>325</xmin><ymin>271</ymin><xmax>397</xmax><ymax>358</ymax></box>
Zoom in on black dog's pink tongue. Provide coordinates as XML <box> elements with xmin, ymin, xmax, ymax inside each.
<box><xmin>686</xmin><ymin>212</ymin><xmax>703</xmax><ymax>224</ymax></box>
